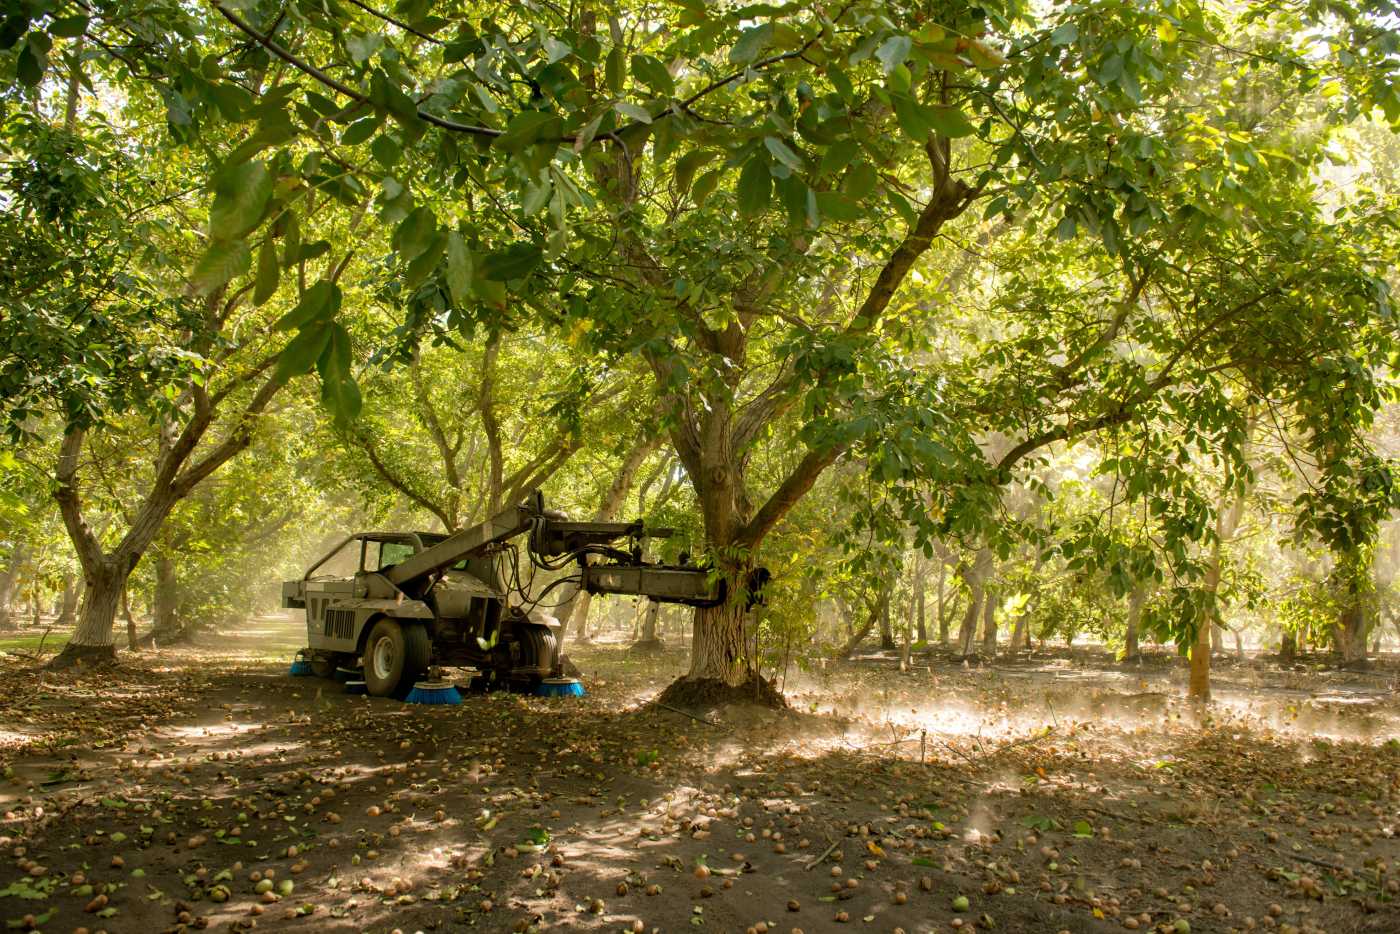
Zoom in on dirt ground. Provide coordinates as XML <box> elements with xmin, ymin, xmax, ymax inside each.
<box><xmin>1</xmin><ymin>615</ymin><xmax>1398</xmax><ymax>934</ymax></box>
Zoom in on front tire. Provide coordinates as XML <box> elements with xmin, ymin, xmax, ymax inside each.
<box><xmin>363</xmin><ymin>619</ymin><xmax>431</xmax><ymax>698</ymax></box>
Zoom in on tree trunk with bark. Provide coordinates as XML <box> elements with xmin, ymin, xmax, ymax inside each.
<box><xmin>937</xmin><ymin>561</ymin><xmax>950</xmax><ymax>645</ymax></box>
<box><xmin>915</xmin><ymin>576</ymin><xmax>927</xmax><ymax>644</ymax></box>
<box><xmin>0</xmin><ymin>545</ymin><xmax>24</xmax><ymax>631</ymax></box>
<box><xmin>980</xmin><ymin>587</ymin><xmax>997</xmax><ymax>656</ymax></box>
<box><xmin>1123</xmin><ymin>584</ymin><xmax>1145</xmax><ymax>660</ymax></box>
<box><xmin>837</xmin><ymin>587</ymin><xmax>887</xmax><ymax>659</ymax></box>
<box><xmin>956</xmin><ymin>549</ymin><xmax>991</xmax><ymax>658</ymax></box>
<box><xmin>123</xmin><ymin>584</ymin><xmax>138</xmax><ymax>651</ymax></box>
<box><xmin>879</xmin><ymin>590</ymin><xmax>896</xmax><ymax>651</ymax></box>
<box><xmin>57</xmin><ymin>574</ymin><xmax>80</xmax><ymax>627</ymax></box>
<box><xmin>1279</xmin><ymin>630</ymin><xmax>1297</xmax><ymax>665</ymax></box>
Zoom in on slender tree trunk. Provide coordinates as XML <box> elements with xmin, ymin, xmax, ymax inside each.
<box><xmin>956</xmin><ymin>549</ymin><xmax>991</xmax><ymax>657</ymax></box>
<box><xmin>879</xmin><ymin>588</ymin><xmax>896</xmax><ymax>651</ymax></box>
<box><xmin>0</xmin><ymin>544</ymin><xmax>24</xmax><ymax>631</ymax></box>
<box><xmin>57</xmin><ymin>574</ymin><xmax>79</xmax><ymax>626</ymax></box>
<box><xmin>1124</xmin><ymin>584</ymin><xmax>1145</xmax><ymax>660</ymax></box>
<box><xmin>1279</xmin><ymin>629</ymin><xmax>1297</xmax><ymax>664</ymax></box>
<box><xmin>1211</xmin><ymin>623</ymin><xmax>1225</xmax><ymax>654</ymax></box>
<box><xmin>1189</xmin><ymin>617</ymin><xmax>1211</xmax><ymax>701</ymax></box>
<box><xmin>151</xmin><ymin>555</ymin><xmax>181</xmax><ymax>641</ymax></box>
<box><xmin>838</xmin><ymin>587</ymin><xmax>887</xmax><ymax>659</ymax></box>
<box><xmin>915</xmin><ymin>577</ymin><xmax>927</xmax><ymax>644</ymax></box>
<box><xmin>980</xmin><ymin>587</ymin><xmax>997</xmax><ymax>656</ymax></box>
<box><xmin>937</xmin><ymin>561</ymin><xmax>949</xmax><ymax>645</ymax></box>
<box><xmin>1010</xmin><ymin>608</ymin><xmax>1028</xmax><ymax>654</ymax></box>
<box><xmin>123</xmin><ymin>584</ymin><xmax>138</xmax><ymax>651</ymax></box>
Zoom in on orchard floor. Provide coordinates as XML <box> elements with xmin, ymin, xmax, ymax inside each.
<box><xmin>1</xmin><ymin>616</ymin><xmax>1398</xmax><ymax>934</ymax></box>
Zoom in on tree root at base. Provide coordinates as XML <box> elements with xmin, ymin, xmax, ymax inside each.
<box><xmin>653</xmin><ymin>673</ymin><xmax>787</xmax><ymax>711</ymax></box>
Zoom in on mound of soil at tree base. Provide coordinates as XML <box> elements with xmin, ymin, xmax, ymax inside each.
<box><xmin>627</xmin><ymin>637</ymin><xmax>665</xmax><ymax>654</ymax></box>
<box><xmin>44</xmin><ymin>642</ymin><xmax>118</xmax><ymax>671</ymax></box>
<box><xmin>653</xmin><ymin>673</ymin><xmax>787</xmax><ymax>712</ymax></box>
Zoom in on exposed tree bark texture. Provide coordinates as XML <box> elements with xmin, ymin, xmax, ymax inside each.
<box><xmin>151</xmin><ymin>555</ymin><xmax>180</xmax><ymax>642</ymax></box>
<box><xmin>1124</xmin><ymin>584</ymin><xmax>1145</xmax><ymax>660</ymax></box>
<box><xmin>980</xmin><ymin>586</ymin><xmax>998</xmax><ymax>656</ymax></box>
<box><xmin>0</xmin><ymin>544</ymin><xmax>25</xmax><ymax>631</ymax></box>
<box><xmin>123</xmin><ymin>584</ymin><xmax>138</xmax><ymax>652</ymax></box>
<box><xmin>915</xmin><ymin>569</ymin><xmax>927</xmax><ymax>644</ymax></box>
<box><xmin>937</xmin><ymin>560</ymin><xmax>950</xmax><ymax>645</ymax></box>
<box><xmin>956</xmin><ymin>549</ymin><xmax>992</xmax><ymax>657</ymax></box>
<box><xmin>879</xmin><ymin>591</ymin><xmax>896</xmax><ymax>651</ymax></box>
<box><xmin>1280</xmin><ymin>630</ymin><xmax>1297</xmax><ymax>665</ymax></box>
<box><xmin>57</xmin><ymin>574</ymin><xmax>79</xmax><ymax>627</ymax></box>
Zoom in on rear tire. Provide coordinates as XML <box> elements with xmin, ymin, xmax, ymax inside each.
<box><xmin>363</xmin><ymin>619</ymin><xmax>431</xmax><ymax>698</ymax></box>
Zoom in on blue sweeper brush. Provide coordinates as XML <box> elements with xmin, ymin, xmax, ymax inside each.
<box><xmin>288</xmin><ymin>651</ymin><xmax>313</xmax><ymax>677</ymax></box>
<box><xmin>535</xmin><ymin>677</ymin><xmax>586</xmax><ymax>698</ymax></box>
<box><xmin>405</xmin><ymin>680</ymin><xmax>462</xmax><ymax>705</ymax></box>
<box><xmin>343</xmin><ymin>680</ymin><xmax>367</xmax><ymax>696</ymax></box>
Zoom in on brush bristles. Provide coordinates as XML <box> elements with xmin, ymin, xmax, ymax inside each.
<box><xmin>288</xmin><ymin>660</ymin><xmax>313</xmax><ymax>676</ymax></box>
<box><xmin>405</xmin><ymin>684</ymin><xmax>463</xmax><ymax>705</ymax></box>
<box><xmin>534</xmin><ymin>679</ymin><xmax>586</xmax><ymax>697</ymax></box>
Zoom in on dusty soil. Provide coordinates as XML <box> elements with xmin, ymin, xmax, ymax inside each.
<box><xmin>1</xmin><ymin>615</ymin><xmax>1398</xmax><ymax>934</ymax></box>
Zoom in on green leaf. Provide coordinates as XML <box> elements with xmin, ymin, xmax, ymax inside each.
<box><xmin>341</xmin><ymin>114</ymin><xmax>384</xmax><ymax>146</ymax></box>
<box><xmin>815</xmin><ymin>190</ymin><xmax>862</xmax><ymax>222</ymax></box>
<box><xmin>16</xmin><ymin>40</ymin><xmax>44</xmax><ymax>87</ymax></box>
<box><xmin>690</xmin><ymin>167</ymin><xmax>723</xmax><ymax>204</ymax></box>
<box><xmin>729</xmin><ymin>23</ymin><xmax>774</xmax><ymax>64</ymax></box>
<box><xmin>674</xmin><ymin>149</ymin><xmax>719</xmax><ymax>195</ymax></box>
<box><xmin>371</xmin><ymin>133</ymin><xmax>402</xmax><ymax>167</ymax></box>
<box><xmin>926</xmin><ymin>105</ymin><xmax>976</xmax><ymax>138</ymax></box>
<box><xmin>481</xmin><ymin>242</ymin><xmax>543</xmax><ymax>281</ymax></box>
<box><xmin>403</xmin><ymin>232</ymin><xmax>446</xmax><ymax>288</ymax></box>
<box><xmin>393</xmin><ymin>206</ymin><xmax>438</xmax><ymax>260</ymax></box>
<box><xmin>446</xmin><ymin>232</ymin><xmax>472</xmax><ymax>305</ymax></box>
<box><xmin>1051</xmin><ymin>23</ymin><xmax>1078</xmax><ymax>47</ymax></box>
<box><xmin>736</xmin><ymin>156</ymin><xmax>771</xmax><ymax>216</ymax></box>
<box><xmin>876</xmin><ymin>35</ymin><xmax>912</xmax><ymax>74</ymax></box>
<box><xmin>763</xmin><ymin>136</ymin><xmax>804</xmax><ymax>171</ymax></box>
<box><xmin>614</xmin><ymin>101</ymin><xmax>652</xmax><ymax>124</ymax></box>
<box><xmin>1072</xmin><ymin>819</ymin><xmax>1093</xmax><ymax>838</ymax></box>
<box><xmin>275</xmin><ymin>320</ymin><xmax>333</xmax><ymax>383</ymax></box>
<box><xmin>48</xmin><ymin>15</ymin><xmax>89</xmax><ymax>38</ymax></box>
<box><xmin>190</xmin><ymin>239</ymin><xmax>251</xmax><ymax>294</ymax></box>
<box><xmin>209</xmin><ymin>160</ymin><xmax>272</xmax><ymax>240</ymax></box>
<box><xmin>605</xmin><ymin>45</ymin><xmax>625</xmax><ymax>94</ymax></box>
<box><xmin>253</xmin><ymin>238</ymin><xmax>280</xmax><ymax>306</ymax></box>
<box><xmin>495</xmin><ymin>110</ymin><xmax>559</xmax><ymax>152</ymax></box>
<box><xmin>274</xmin><ymin>280</ymin><xmax>341</xmax><ymax>331</ymax></box>
<box><xmin>630</xmin><ymin>54</ymin><xmax>674</xmax><ymax>96</ymax></box>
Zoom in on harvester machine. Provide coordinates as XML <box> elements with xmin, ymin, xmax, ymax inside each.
<box><xmin>281</xmin><ymin>493</ymin><xmax>726</xmax><ymax>697</ymax></box>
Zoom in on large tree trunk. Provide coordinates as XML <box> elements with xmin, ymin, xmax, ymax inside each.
<box><xmin>1336</xmin><ymin>600</ymin><xmax>1371</xmax><ymax>668</ymax></box>
<box><xmin>1123</xmin><ymin>584</ymin><xmax>1145</xmax><ymax>660</ymax></box>
<box><xmin>687</xmin><ymin>589</ymin><xmax>750</xmax><ymax>685</ymax></box>
<box><xmin>56</xmin><ymin>559</ymin><xmax>127</xmax><ymax>666</ymax></box>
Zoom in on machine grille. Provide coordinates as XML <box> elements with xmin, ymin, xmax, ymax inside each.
<box><xmin>323</xmin><ymin>608</ymin><xmax>354</xmax><ymax>640</ymax></box>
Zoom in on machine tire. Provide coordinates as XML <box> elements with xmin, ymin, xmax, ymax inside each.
<box><xmin>363</xmin><ymin>619</ymin><xmax>431</xmax><ymax>698</ymax></box>
<box><xmin>516</xmin><ymin>625</ymin><xmax>558</xmax><ymax>680</ymax></box>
